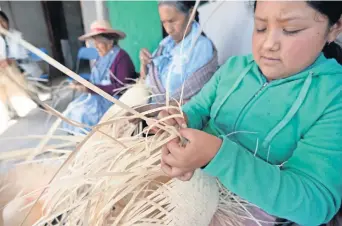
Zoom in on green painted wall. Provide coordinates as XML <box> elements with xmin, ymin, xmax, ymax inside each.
<box><xmin>106</xmin><ymin>1</ymin><xmax>162</xmax><ymax>71</ymax></box>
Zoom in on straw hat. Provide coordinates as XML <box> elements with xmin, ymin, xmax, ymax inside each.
<box><xmin>79</xmin><ymin>20</ymin><xmax>126</xmax><ymax>41</ymax></box>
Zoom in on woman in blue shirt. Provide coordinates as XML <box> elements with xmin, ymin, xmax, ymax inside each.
<box><xmin>139</xmin><ymin>1</ymin><xmax>218</xmax><ymax>104</ymax></box>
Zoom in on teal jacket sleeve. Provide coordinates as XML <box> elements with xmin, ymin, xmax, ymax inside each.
<box><xmin>182</xmin><ymin>64</ymin><xmax>223</xmax><ymax>129</ymax></box>
<box><xmin>203</xmin><ymin>94</ymin><xmax>342</xmax><ymax>225</ymax></box>
<box><xmin>182</xmin><ymin>55</ymin><xmax>250</xmax><ymax>130</ymax></box>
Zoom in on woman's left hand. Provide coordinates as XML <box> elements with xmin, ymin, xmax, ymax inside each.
<box><xmin>161</xmin><ymin>128</ymin><xmax>222</xmax><ymax>179</ymax></box>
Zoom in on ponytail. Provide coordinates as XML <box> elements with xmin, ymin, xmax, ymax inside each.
<box><xmin>323</xmin><ymin>41</ymin><xmax>342</xmax><ymax>65</ymax></box>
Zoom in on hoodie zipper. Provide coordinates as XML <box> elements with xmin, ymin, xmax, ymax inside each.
<box><xmin>233</xmin><ymin>82</ymin><xmax>269</xmax><ymax>131</ymax></box>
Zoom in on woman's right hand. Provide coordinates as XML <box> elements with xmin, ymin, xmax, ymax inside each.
<box><xmin>143</xmin><ymin>108</ymin><xmax>194</xmax><ymax>181</ymax></box>
<box><xmin>139</xmin><ymin>48</ymin><xmax>152</xmax><ymax>66</ymax></box>
<box><xmin>157</xmin><ymin>109</ymin><xmax>195</xmax><ymax>181</ymax></box>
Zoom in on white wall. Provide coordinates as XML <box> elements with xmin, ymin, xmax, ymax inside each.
<box><xmin>198</xmin><ymin>1</ymin><xmax>254</xmax><ymax>65</ymax></box>
<box><xmin>80</xmin><ymin>1</ymin><xmax>96</xmax><ymax>34</ymax></box>
<box><xmin>80</xmin><ymin>0</ymin><xmax>108</xmax><ymax>34</ymax></box>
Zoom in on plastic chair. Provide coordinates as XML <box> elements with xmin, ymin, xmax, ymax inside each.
<box><xmin>29</xmin><ymin>48</ymin><xmax>48</xmax><ymax>61</ymax></box>
<box><xmin>27</xmin><ymin>48</ymin><xmax>50</xmax><ymax>83</ymax></box>
<box><xmin>73</xmin><ymin>47</ymin><xmax>98</xmax><ymax>81</ymax></box>
<box><xmin>69</xmin><ymin>47</ymin><xmax>98</xmax><ymax>99</ymax></box>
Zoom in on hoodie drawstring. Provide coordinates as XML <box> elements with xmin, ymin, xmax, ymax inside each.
<box><xmin>212</xmin><ymin>63</ymin><xmax>253</xmax><ymax>119</ymax></box>
<box><xmin>262</xmin><ymin>72</ymin><xmax>313</xmax><ymax>148</ymax></box>
<box><xmin>212</xmin><ymin>62</ymin><xmax>314</xmax><ymax>149</ymax></box>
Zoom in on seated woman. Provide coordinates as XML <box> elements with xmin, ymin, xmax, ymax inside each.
<box><xmin>62</xmin><ymin>20</ymin><xmax>136</xmax><ymax>134</ymax></box>
<box><xmin>158</xmin><ymin>1</ymin><xmax>342</xmax><ymax>225</ymax></box>
<box><xmin>0</xmin><ymin>11</ymin><xmax>43</xmax><ymax>79</ymax></box>
<box><xmin>139</xmin><ymin>1</ymin><xmax>218</xmax><ymax>105</ymax></box>
<box><xmin>0</xmin><ymin>11</ymin><xmax>42</xmax><ymax>132</ymax></box>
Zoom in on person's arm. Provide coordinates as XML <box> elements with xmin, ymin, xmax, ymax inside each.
<box><xmin>139</xmin><ymin>48</ymin><xmax>152</xmax><ymax>79</ymax></box>
<box><xmin>140</xmin><ymin>64</ymin><xmax>148</xmax><ymax>79</ymax></box>
<box><xmin>92</xmin><ymin>84</ymin><xmax>115</xmax><ymax>95</ymax></box>
<box><xmin>202</xmin><ymin>94</ymin><xmax>342</xmax><ymax>225</ymax></box>
<box><xmin>111</xmin><ymin>51</ymin><xmax>136</xmax><ymax>88</ymax></box>
<box><xmin>90</xmin><ymin>51</ymin><xmax>135</xmax><ymax>95</ymax></box>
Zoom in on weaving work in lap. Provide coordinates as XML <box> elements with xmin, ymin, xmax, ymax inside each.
<box><xmin>0</xmin><ymin>3</ymin><xmax>261</xmax><ymax>225</ymax></box>
<box><xmin>0</xmin><ymin>1</ymin><xmax>342</xmax><ymax>225</ymax></box>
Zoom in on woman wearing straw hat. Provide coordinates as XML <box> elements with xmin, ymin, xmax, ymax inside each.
<box><xmin>62</xmin><ymin>20</ymin><xmax>136</xmax><ymax>135</ymax></box>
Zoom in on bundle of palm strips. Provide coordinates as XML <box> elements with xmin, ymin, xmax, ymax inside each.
<box><xmin>0</xmin><ymin>27</ymin><xmax>263</xmax><ymax>226</ymax></box>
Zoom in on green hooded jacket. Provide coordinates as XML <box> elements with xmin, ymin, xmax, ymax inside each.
<box><xmin>183</xmin><ymin>54</ymin><xmax>342</xmax><ymax>225</ymax></box>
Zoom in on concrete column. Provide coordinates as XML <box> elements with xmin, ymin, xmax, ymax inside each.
<box><xmin>95</xmin><ymin>0</ymin><xmax>105</xmax><ymax>20</ymax></box>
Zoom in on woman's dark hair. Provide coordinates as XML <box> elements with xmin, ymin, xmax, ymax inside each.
<box><xmin>0</xmin><ymin>11</ymin><xmax>9</xmax><ymax>24</ymax></box>
<box><xmin>254</xmin><ymin>1</ymin><xmax>342</xmax><ymax>65</ymax></box>
<box><xmin>158</xmin><ymin>1</ymin><xmax>200</xmax><ymax>22</ymax></box>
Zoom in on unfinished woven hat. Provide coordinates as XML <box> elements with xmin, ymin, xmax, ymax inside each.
<box><xmin>79</xmin><ymin>20</ymin><xmax>126</xmax><ymax>41</ymax></box>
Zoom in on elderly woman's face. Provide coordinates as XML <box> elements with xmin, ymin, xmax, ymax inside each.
<box><xmin>159</xmin><ymin>4</ymin><xmax>191</xmax><ymax>43</ymax></box>
<box><xmin>252</xmin><ymin>1</ymin><xmax>342</xmax><ymax>80</ymax></box>
<box><xmin>92</xmin><ymin>36</ymin><xmax>114</xmax><ymax>57</ymax></box>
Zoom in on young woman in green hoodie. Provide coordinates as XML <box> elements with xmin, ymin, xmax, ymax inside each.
<box><xmin>156</xmin><ymin>1</ymin><xmax>342</xmax><ymax>225</ymax></box>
